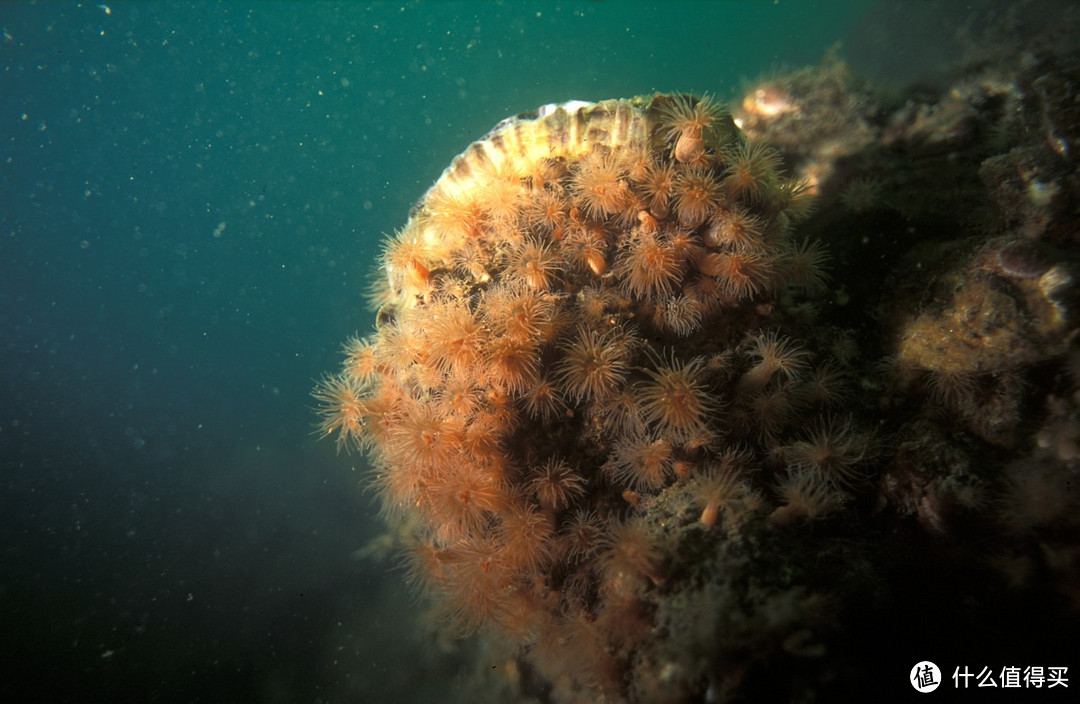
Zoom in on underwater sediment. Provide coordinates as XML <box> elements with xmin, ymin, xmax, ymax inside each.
<box><xmin>315</xmin><ymin>22</ymin><xmax>1080</xmax><ymax>703</ymax></box>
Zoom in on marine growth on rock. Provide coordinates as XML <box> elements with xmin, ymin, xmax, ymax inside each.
<box><xmin>312</xmin><ymin>93</ymin><xmax>872</xmax><ymax>701</ymax></box>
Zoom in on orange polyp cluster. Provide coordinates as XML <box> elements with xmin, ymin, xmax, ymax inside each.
<box><xmin>528</xmin><ymin>458</ymin><xmax>586</xmax><ymax>511</ymax></box>
<box><xmin>314</xmin><ymin>94</ymin><xmax>857</xmax><ymax>699</ymax></box>
<box><xmin>556</xmin><ymin>326</ymin><xmax>633</xmax><ymax>403</ymax></box>
<box><xmin>673</xmin><ymin>166</ymin><xmax>723</xmax><ymax>227</ymax></box>
<box><xmin>722</xmin><ymin>140</ymin><xmax>785</xmax><ymax>203</ymax></box>
<box><xmin>692</xmin><ymin>460</ymin><xmax>753</xmax><ymax>530</ymax></box>
<box><xmin>572</xmin><ymin>152</ymin><xmax>632</xmax><ymax>219</ymax></box>
<box><xmin>769</xmin><ymin>468</ymin><xmax>845</xmax><ymax>527</ymax></box>
<box><xmin>617</xmin><ymin>228</ymin><xmax>686</xmax><ymax>300</ymax></box>
<box><xmin>312</xmin><ymin>373</ymin><xmax>368</xmax><ymax>452</ymax></box>
<box><xmin>659</xmin><ymin>93</ymin><xmax>726</xmax><ymax>164</ymax></box>
<box><xmin>507</xmin><ymin>237</ymin><xmax>564</xmax><ymax>290</ymax></box>
<box><xmin>737</xmin><ymin>330</ymin><xmax>809</xmax><ymax>395</ymax></box>
<box><xmin>638</xmin><ymin>353</ymin><xmax>717</xmax><ymax>442</ymax></box>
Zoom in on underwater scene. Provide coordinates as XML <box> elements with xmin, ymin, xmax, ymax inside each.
<box><xmin>2</xmin><ymin>1</ymin><xmax>1078</xmax><ymax>702</ymax></box>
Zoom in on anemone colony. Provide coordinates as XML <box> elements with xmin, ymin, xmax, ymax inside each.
<box><xmin>314</xmin><ymin>94</ymin><xmax>870</xmax><ymax>700</ymax></box>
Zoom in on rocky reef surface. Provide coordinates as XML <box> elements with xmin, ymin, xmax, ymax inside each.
<box><xmin>315</xmin><ymin>12</ymin><xmax>1079</xmax><ymax>703</ymax></box>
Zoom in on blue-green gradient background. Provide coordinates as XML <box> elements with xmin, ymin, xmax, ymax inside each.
<box><xmin>0</xmin><ymin>1</ymin><xmax>975</xmax><ymax>701</ymax></box>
